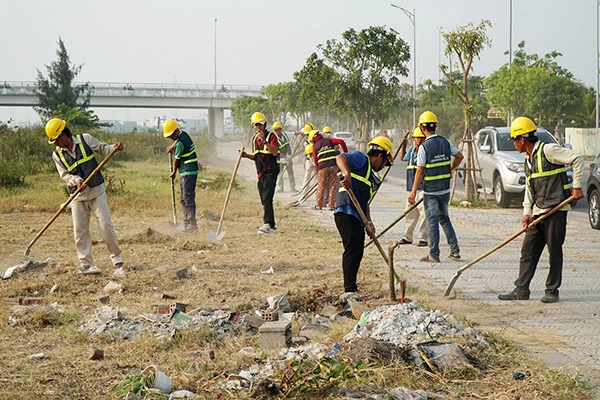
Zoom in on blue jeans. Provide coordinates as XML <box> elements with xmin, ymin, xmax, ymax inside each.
<box><xmin>423</xmin><ymin>192</ymin><xmax>460</xmax><ymax>260</ymax></box>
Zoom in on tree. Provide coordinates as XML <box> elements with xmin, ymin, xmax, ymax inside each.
<box><xmin>313</xmin><ymin>26</ymin><xmax>411</xmax><ymax>150</ymax></box>
<box><xmin>441</xmin><ymin>20</ymin><xmax>492</xmax><ymax>202</ymax></box>
<box><xmin>486</xmin><ymin>41</ymin><xmax>587</xmax><ymax>132</ymax></box>
<box><xmin>35</xmin><ymin>37</ymin><xmax>100</xmax><ymax>126</ymax></box>
<box><xmin>230</xmin><ymin>95</ymin><xmax>269</xmax><ymax>143</ymax></box>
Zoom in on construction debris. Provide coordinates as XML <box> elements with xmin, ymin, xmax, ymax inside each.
<box><xmin>2</xmin><ymin>257</ymin><xmax>52</xmax><ymax>279</ymax></box>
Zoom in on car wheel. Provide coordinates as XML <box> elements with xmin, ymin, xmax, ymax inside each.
<box><xmin>494</xmin><ymin>175</ymin><xmax>511</xmax><ymax>208</ymax></box>
<box><xmin>588</xmin><ymin>189</ymin><xmax>600</xmax><ymax>229</ymax></box>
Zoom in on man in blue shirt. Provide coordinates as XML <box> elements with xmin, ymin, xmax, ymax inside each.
<box><xmin>334</xmin><ymin>136</ymin><xmax>394</xmax><ymax>296</ymax></box>
<box><xmin>408</xmin><ymin>111</ymin><xmax>463</xmax><ymax>263</ymax></box>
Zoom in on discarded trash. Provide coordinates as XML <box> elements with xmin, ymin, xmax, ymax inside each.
<box><xmin>261</xmin><ymin>266</ymin><xmax>275</xmax><ymax>274</ymax></box>
<box><xmin>170</xmin><ymin>309</ymin><xmax>193</xmax><ymax>325</ymax></box>
<box><xmin>142</xmin><ymin>365</ymin><xmax>173</xmax><ymax>394</ymax></box>
<box><xmin>89</xmin><ymin>347</ymin><xmax>104</xmax><ymax>361</ymax></box>
<box><xmin>267</xmin><ymin>293</ymin><xmax>291</xmax><ymax>313</ymax></box>
<box><xmin>326</xmin><ymin>343</ymin><xmax>341</xmax><ymax>358</ymax></box>
<box><xmin>50</xmin><ymin>284</ymin><xmax>59</xmax><ymax>294</ymax></box>
<box><xmin>417</xmin><ymin>341</ymin><xmax>472</xmax><ymax>372</ymax></box>
<box><xmin>28</xmin><ymin>353</ymin><xmax>46</xmax><ymax>360</ymax></box>
<box><xmin>169</xmin><ymin>390</ymin><xmax>196</xmax><ymax>399</ymax></box>
<box><xmin>513</xmin><ymin>371</ymin><xmax>531</xmax><ymax>380</ymax></box>
<box><xmin>2</xmin><ymin>257</ymin><xmax>52</xmax><ymax>279</ymax></box>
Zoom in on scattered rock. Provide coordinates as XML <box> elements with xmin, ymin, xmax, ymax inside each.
<box><xmin>347</xmin><ymin>298</ymin><xmax>372</xmax><ymax>319</ymax></box>
<box><xmin>169</xmin><ymin>390</ymin><xmax>196</xmax><ymax>399</ymax></box>
<box><xmin>50</xmin><ymin>284</ymin><xmax>59</xmax><ymax>294</ymax></box>
<box><xmin>28</xmin><ymin>353</ymin><xmax>46</xmax><ymax>360</ymax></box>
<box><xmin>104</xmin><ymin>281</ymin><xmax>123</xmax><ymax>294</ymax></box>
<box><xmin>389</xmin><ymin>386</ymin><xmax>428</xmax><ymax>400</ymax></box>
<box><xmin>89</xmin><ymin>347</ymin><xmax>104</xmax><ymax>361</ymax></box>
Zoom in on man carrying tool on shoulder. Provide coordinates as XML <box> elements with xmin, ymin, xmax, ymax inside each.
<box><xmin>273</xmin><ymin>121</ymin><xmax>297</xmax><ymax>193</ymax></box>
<box><xmin>241</xmin><ymin>112</ymin><xmax>280</xmax><ymax>233</ymax></box>
<box><xmin>45</xmin><ymin>118</ymin><xmax>124</xmax><ymax>275</ymax></box>
<box><xmin>334</xmin><ymin>136</ymin><xmax>394</xmax><ymax>298</ymax></box>
<box><xmin>398</xmin><ymin>127</ymin><xmax>428</xmax><ymax>247</ymax></box>
<box><xmin>164</xmin><ymin>119</ymin><xmax>199</xmax><ymax>231</ymax></box>
<box><xmin>498</xmin><ymin>117</ymin><xmax>584</xmax><ymax>303</ymax></box>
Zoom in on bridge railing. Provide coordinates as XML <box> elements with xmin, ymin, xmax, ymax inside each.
<box><xmin>0</xmin><ymin>81</ymin><xmax>265</xmax><ymax>98</ymax></box>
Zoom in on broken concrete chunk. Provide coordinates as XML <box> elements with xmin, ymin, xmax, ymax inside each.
<box><xmin>104</xmin><ymin>281</ymin><xmax>123</xmax><ymax>294</ymax></box>
<box><xmin>169</xmin><ymin>390</ymin><xmax>196</xmax><ymax>399</ymax></box>
<box><xmin>95</xmin><ymin>306</ymin><xmax>122</xmax><ymax>323</ymax></box>
<box><xmin>389</xmin><ymin>386</ymin><xmax>428</xmax><ymax>400</ymax></box>
<box><xmin>175</xmin><ymin>268</ymin><xmax>188</xmax><ymax>279</ymax></box>
<box><xmin>89</xmin><ymin>347</ymin><xmax>104</xmax><ymax>360</ymax></box>
<box><xmin>28</xmin><ymin>353</ymin><xmax>46</xmax><ymax>360</ymax></box>
<box><xmin>91</xmin><ymin>295</ymin><xmax>109</xmax><ymax>304</ymax></box>
<box><xmin>347</xmin><ymin>298</ymin><xmax>372</xmax><ymax>320</ymax></box>
<box><xmin>243</xmin><ymin>315</ymin><xmax>266</xmax><ymax>328</ymax></box>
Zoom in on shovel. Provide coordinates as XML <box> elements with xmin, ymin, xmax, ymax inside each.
<box><xmin>444</xmin><ymin>195</ymin><xmax>575</xmax><ymax>297</ymax></box>
<box><xmin>289</xmin><ymin>181</ymin><xmax>318</xmax><ymax>207</ymax></box>
<box><xmin>24</xmin><ymin>147</ymin><xmax>120</xmax><ymax>256</ymax></box>
<box><xmin>167</xmin><ymin>152</ymin><xmax>181</xmax><ymax>229</ymax></box>
<box><xmin>337</xmin><ymin>172</ymin><xmax>401</xmax><ymax>283</ymax></box>
<box><xmin>208</xmin><ymin>146</ymin><xmax>244</xmax><ymax>241</ymax></box>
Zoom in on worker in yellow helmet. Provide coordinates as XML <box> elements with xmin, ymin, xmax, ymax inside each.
<box><xmin>164</xmin><ymin>119</ymin><xmax>199</xmax><ymax>231</ymax></box>
<box><xmin>310</xmin><ymin>129</ymin><xmax>348</xmax><ymax>210</ymax></box>
<box><xmin>408</xmin><ymin>111</ymin><xmax>463</xmax><ymax>263</ymax></box>
<box><xmin>294</xmin><ymin>123</ymin><xmax>317</xmax><ymax>198</ymax></box>
<box><xmin>240</xmin><ymin>112</ymin><xmax>280</xmax><ymax>233</ymax></box>
<box><xmin>498</xmin><ymin>117</ymin><xmax>584</xmax><ymax>303</ymax></box>
<box><xmin>334</xmin><ymin>135</ymin><xmax>394</xmax><ymax>297</ymax></box>
<box><xmin>398</xmin><ymin>127</ymin><xmax>428</xmax><ymax>247</ymax></box>
<box><xmin>45</xmin><ymin>118</ymin><xmax>124</xmax><ymax>275</ymax></box>
<box><xmin>273</xmin><ymin>121</ymin><xmax>296</xmax><ymax>193</ymax></box>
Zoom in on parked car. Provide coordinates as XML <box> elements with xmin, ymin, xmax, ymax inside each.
<box><xmin>474</xmin><ymin>126</ymin><xmax>574</xmax><ymax>208</ymax></box>
<box><xmin>332</xmin><ymin>132</ymin><xmax>357</xmax><ymax>152</ymax></box>
<box><xmin>586</xmin><ymin>153</ymin><xmax>600</xmax><ymax>229</ymax></box>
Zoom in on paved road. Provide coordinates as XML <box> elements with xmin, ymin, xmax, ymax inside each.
<box><xmin>214</xmin><ymin>141</ymin><xmax>600</xmax><ymax>395</ymax></box>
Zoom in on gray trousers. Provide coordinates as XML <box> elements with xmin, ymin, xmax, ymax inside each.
<box><xmin>180</xmin><ymin>175</ymin><xmax>197</xmax><ymax>224</ymax></box>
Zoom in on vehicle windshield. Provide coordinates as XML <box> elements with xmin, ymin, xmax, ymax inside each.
<box><xmin>496</xmin><ymin>130</ymin><xmax>556</xmax><ymax>151</ymax></box>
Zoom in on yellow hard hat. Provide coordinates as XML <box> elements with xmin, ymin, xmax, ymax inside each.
<box><xmin>412</xmin><ymin>127</ymin><xmax>425</xmax><ymax>138</ymax></box>
<box><xmin>418</xmin><ymin>111</ymin><xmax>438</xmax><ymax>125</ymax></box>
<box><xmin>308</xmin><ymin>129</ymin><xmax>321</xmax><ymax>143</ymax></box>
<box><xmin>368</xmin><ymin>136</ymin><xmax>394</xmax><ymax>164</ymax></box>
<box><xmin>272</xmin><ymin>121</ymin><xmax>283</xmax><ymax>130</ymax></box>
<box><xmin>305</xmin><ymin>142</ymin><xmax>313</xmax><ymax>155</ymax></box>
<box><xmin>251</xmin><ymin>112</ymin><xmax>267</xmax><ymax>125</ymax></box>
<box><xmin>510</xmin><ymin>117</ymin><xmax>537</xmax><ymax>138</ymax></box>
<box><xmin>45</xmin><ymin>118</ymin><xmax>66</xmax><ymax>144</ymax></box>
<box><xmin>322</xmin><ymin>126</ymin><xmax>331</xmax><ymax>133</ymax></box>
<box><xmin>303</xmin><ymin>123</ymin><xmax>316</xmax><ymax>134</ymax></box>
<box><xmin>163</xmin><ymin>119</ymin><xmax>179</xmax><ymax>138</ymax></box>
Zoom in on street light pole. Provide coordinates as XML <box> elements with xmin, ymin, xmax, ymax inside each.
<box><xmin>508</xmin><ymin>0</ymin><xmax>513</xmax><ymax>127</ymax></box>
<box><xmin>391</xmin><ymin>3</ymin><xmax>416</xmax><ymax>129</ymax></box>
<box><xmin>438</xmin><ymin>26</ymin><xmax>443</xmax><ymax>82</ymax></box>
<box><xmin>214</xmin><ymin>18</ymin><xmax>217</xmax><ymax>94</ymax></box>
<box><xmin>596</xmin><ymin>0</ymin><xmax>600</xmax><ymax>129</ymax></box>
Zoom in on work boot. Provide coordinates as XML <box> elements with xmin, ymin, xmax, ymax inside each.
<box><xmin>541</xmin><ymin>290</ymin><xmax>559</xmax><ymax>303</ymax></box>
<box><xmin>498</xmin><ymin>288</ymin><xmax>530</xmax><ymax>301</ymax></box>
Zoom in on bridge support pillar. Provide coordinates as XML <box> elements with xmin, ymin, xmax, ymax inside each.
<box><xmin>208</xmin><ymin>107</ymin><xmax>224</xmax><ymax>138</ymax></box>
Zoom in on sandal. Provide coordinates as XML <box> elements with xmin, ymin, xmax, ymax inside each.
<box><xmin>449</xmin><ymin>253</ymin><xmax>461</xmax><ymax>260</ymax></box>
<box><xmin>313</xmin><ymin>205</ymin><xmax>322</xmax><ymax>210</ymax></box>
<box><xmin>419</xmin><ymin>255</ymin><xmax>440</xmax><ymax>263</ymax></box>
<box><xmin>417</xmin><ymin>241</ymin><xmax>428</xmax><ymax>247</ymax></box>
<box><xmin>398</xmin><ymin>238</ymin><xmax>412</xmax><ymax>245</ymax></box>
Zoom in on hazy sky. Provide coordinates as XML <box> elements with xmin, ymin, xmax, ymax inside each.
<box><xmin>1</xmin><ymin>0</ymin><xmax>598</xmax><ymax>124</ymax></box>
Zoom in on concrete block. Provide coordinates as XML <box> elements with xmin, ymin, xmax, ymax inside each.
<box><xmin>154</xmin><ymin>304</ymin><xmax>171</xmax><ymax>315</ymax></box>
<box><xmin>2</xmin><ymin>298</ymin><xmax>21</xmax><ymax>306</ymax></box>
<box><xmin>243</xmin><ymin>315</ymin><xmax>266</xmax><ymax>328</ymax></box>
<box><xmin>259</xmin><ymin>321</ymin><xmax>291</xmax><ymax>350</ymax></box>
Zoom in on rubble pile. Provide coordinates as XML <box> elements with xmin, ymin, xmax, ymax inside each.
<box><xmin>78</xmin><ymin>306</ymin><xmax>242</xmax><ymax>340</ymax></box>
<box><xmin>344</xmin><ymin>300</ymin><xmax>480</xmax><ymax>345</ymax></box>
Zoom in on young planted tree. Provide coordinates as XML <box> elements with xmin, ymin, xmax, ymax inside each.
<box><xmin>35</xmin><ymin>38</ymin><xmax>100</xmax><ymax>126</ymax></box>
<box><xmin>310</xmin><ymin>26</ymin><xmax>411</xmax><ymax>150</ymax></box>
<box><xmin>441</xmin><ymin>20</ymin><xmax>492</xmax><ymax>202</ymax></box>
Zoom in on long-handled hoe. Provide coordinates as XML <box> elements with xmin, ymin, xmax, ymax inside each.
<box><xmin>24</xmin><ymin>147</ymin><xmax>120</xmax><ymax>257</ymax></box>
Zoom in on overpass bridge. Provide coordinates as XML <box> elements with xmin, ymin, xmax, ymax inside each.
<box><xmin>0</xmin><ymin>81</ymin><xmax>264</xmax><ymax>137</ymax></box>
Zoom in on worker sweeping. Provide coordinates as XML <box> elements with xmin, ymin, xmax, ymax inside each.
<box><xmin>45</xmin><ymin>118</ymin><xmax>124</xmax><ymax>275</ymax></box>
<box><xmin>497</xmin><ymin>117</ymin><xmax>584</xmax><ymax>303</ymax></box>
<box><xmin>310</xmin><ymin>128</ymin><xmax>347</xmax><ymax>210</ymax></box>
<box><xmin>240</xmin><ymin>112</ymin><xmax>280</xmax><ymax>233</ymax></box>
<box><xmin>164</xmin><ymin>119</ymin><xmax>199</xmax><ymax>231</ymax></box>
<box><xmin>334</xmin><ymin>136</ymin><xmax>394</xmax><ymax>299</ymax></box>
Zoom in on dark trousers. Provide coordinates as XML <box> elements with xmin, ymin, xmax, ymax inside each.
<box><xmin>258</xmin><ymin>172</ymin><xmax>277</xmax><ymax>228</ymax></box>
<box><xmin>335</xmin><ymin>212</ymin><xmax>365</xmax><ymax>293</ymax></box>
<box><xmin>180</xmin><ymin>174</ymin><xmax>197</xmax><ymax>224</ymax></box>
<box><xmin>515</xmin><ymin>211</ymin><xmax>567</xmax><ymax>294</ymax></box>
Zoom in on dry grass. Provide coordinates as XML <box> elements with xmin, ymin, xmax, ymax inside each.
<box><xmin>0</xmin><ymin>158</ymin><xmax>594</xmax><ymax>399</ymax></box>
